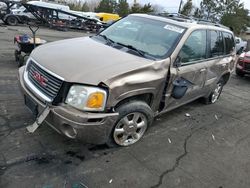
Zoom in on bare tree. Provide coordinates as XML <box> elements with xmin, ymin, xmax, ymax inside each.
<box><xmin>152</xmin><ymin>4</ymin><xmax>165</xmax><ymax>13</ymax></box>
<box><xmin>86</xmin><ymin>0</ymin><xmax>100</xmax><ymax>12</ymax></box>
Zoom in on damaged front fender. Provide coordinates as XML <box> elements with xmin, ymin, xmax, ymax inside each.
<box><xmin>104</xmin><ymin>58</ymin><xmax>171</xmax><ymax>112</ymax></box>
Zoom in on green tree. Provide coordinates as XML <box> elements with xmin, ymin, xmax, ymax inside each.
<box><xmin>221</xmin><ymin>8</ymin><xmax>250</xmax><ymax>34</ymax></box>
<box><xmin>130</xmin><ymin>3</ymin><xmax>154</xmax><ymax>14</ymax></box>
<box><xmin>130</xmin><ymin>3</ymin><xmax>142</xmax><ymax>13</ymax></box>
<box><xmin>192</xmin><ymin>0</ymin><xmax>250</xmax><ymax>34</ymax></box>
<box><xmin>117</xmin><ymin>0</ymin><xmax>129</xmax><ymax>17</ymax></box>
<box><xmin>95</xmin><ymin>0</ymin><xmax>117</xmax><ymax>13</ymax></box>
<box><xmin>193</xmin><ymin>7</ymin><xmax>203</xmax><ymax>18</ymax></box>
<box><xmin>193</xmin><ymin>0</ymin><xmax>244</xmax><ymax>22</ymax></box>
<box><xmin>180</xmin><ymin>0</ymin><xmax>193</xmax><ymax>16</ymax></box>
<box><xmin>199</xmin><ymin>0</ymin><xmax>220</xmax><ymax>21</ymax></box>
<box><xmin>218</xmin><ymin>0</ymin><xmax>244</xmax><ymax>14</ymax></box>
<box><xmin>140</xmin><ymin>3</ymin><xmax>154</xmax><ymax>13</ymax></box>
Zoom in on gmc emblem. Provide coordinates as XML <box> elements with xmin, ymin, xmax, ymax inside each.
<box><xmin>32</xmin><ymin>71</ymin><xmax>48</xmax><ymax>87</ymax></box>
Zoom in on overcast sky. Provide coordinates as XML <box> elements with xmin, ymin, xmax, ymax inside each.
<box><xmin>128</xmin><ymin>0</ymin><xmax>250</xmax><ymax>12</ymax></box>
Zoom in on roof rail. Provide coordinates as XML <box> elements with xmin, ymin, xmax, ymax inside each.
<box><xmin>150</xmin><ymin>12</ymin><xmax>229</xmax><ymax>29</ymax></box>
<box><xmin>152</xmin><ymin>12</ymin><xmax>196</xmax><ymax>23</ymax></box>
<box><xmin>195</xmin><ymin>20</ymin><xmax>230</xmax><ymax>29</ymax></box>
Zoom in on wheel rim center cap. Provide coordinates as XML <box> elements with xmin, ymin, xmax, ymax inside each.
<box><xmin>125</xmin><ymin>124</ymin><xmax>136</xmax><ymax>133</ymax></box>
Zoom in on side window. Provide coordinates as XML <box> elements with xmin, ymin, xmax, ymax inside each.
<box><xmin>223</xmin><ymin>32</ymin><xmax>235</xmax><ymax>54</ymax></box>
<box><xmin>210</xmin><ymin>30</ymin><xmax>224</xmax><ymax>57</ymax></box>
<box><xmin>179</xmin><ymin>30</ymin><xmax>207</xmax><ymax>64</ymax></box>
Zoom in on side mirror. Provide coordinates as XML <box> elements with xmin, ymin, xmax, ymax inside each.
<box><xmin>174</xmin><ymin>56</ymin><xmax>182</xmax><ymax>68</ymax></box>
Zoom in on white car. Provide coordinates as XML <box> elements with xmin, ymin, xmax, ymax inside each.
<box><xmin>235</xmin><ymin>37</ymin><xmax>247</xmax><ymax>54</ymax></box>
<box><xmin>0</xmin><ymin>2</ymin><xmax>7</xmax><ymax>10</ymax></box>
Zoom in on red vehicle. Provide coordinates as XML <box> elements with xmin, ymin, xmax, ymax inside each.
<box><xmin>236</xmin><ymin>51</ymin><xmax>250</xmax><ymax>76</ymax></box>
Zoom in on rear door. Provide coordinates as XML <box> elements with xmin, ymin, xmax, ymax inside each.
<box><xmin>164</xmin><ymin>29</ymin><xmax>208</xmax><ymax>110</ymax></box>
<box><xmin>222</xmin><ymin>32</ymin><xmax>236</xmax><ymax>72</ymax></box>
<box><xmin>204</xmin><ymin>30</ymin><xmax>225</xmax><ymax>89</ymax></box>
<box><xmin>204</xmin><ymin>30</ymin><xmax>236</xmax><ymax>90</ymax></box>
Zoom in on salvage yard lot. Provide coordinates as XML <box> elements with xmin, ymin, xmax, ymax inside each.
<box><xmin>1</xmin><ymin>24</ymin><xmax>250</xmax><ymax>188</ymax></box>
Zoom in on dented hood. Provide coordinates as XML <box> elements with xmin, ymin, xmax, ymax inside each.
<box><xmin>30</xmin><ymin>37</ymin><xmax>153</xmax><ymax>85</ymax></box>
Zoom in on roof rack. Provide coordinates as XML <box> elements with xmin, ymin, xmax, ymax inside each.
<box><xmin>195</xmin><ymin>19</ymin><xmax>229</xmax><ymax>29</ymax></box>
<box><xmin>154</xmin><ymin>13</ymin><xmax>195</xmax><ymax>23</ymax></box>
<box><xmin>151</xmin><ymin>12</ymin><xmax>229</xmax><ymax>30</ymax></box>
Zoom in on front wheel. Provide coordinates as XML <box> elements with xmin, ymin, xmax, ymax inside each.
<box><xmin>203</xmin><ymin>80</ymin><xmax>224</xmax><ymax>104</ymax></box>
<box><xmin>107</xmin><ymin>101</ymin><xmax>153</xmax><ymax>147</ymax></box>
<box><xmin>6</xmin><ymin>16</ymin><xmax>18</xmax><ymax>26</ymax></box>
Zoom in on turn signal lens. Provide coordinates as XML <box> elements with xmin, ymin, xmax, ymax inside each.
<box><xmin>86</xmin><ymin>92</ymin><xmax>105</xmax><ymax>109</ymax></box>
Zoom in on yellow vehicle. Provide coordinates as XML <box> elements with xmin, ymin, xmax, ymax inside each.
<box><xmin>96</xmin><ymin>13</ymin><xmax>120</xmax><ymax>22</ymax></box>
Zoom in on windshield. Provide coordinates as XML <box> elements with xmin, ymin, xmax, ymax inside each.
<box><xmin>100</xmin><ymin>15</ymin><xmax>185</xmax><ymax>59</ymax></box>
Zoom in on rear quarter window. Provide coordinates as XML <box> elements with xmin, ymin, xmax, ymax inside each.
<box><xmin>223</xmin><ymin>32</ymin><xmax>235</xmax><ymax>54</ymax></box>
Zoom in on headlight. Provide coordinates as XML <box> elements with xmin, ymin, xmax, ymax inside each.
<box><xmin>65</xmin><ymin>85</ymin><xmax>107</xmax><ymax>111</ymax></box>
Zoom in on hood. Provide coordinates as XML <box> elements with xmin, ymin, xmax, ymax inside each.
<box><xmin>239</xmin><ymin>51</ymin><xmax>250</xmax><ymax>58</ymax></box>
<box><xmin>245</xmin><ymin>51</ymin><xmax>250</xmax><ymax>57</ymax></box>
<box><xmin>31</xmin><ymin>37</ymin><xmax>153</xmax><ymax>85</ymax></box>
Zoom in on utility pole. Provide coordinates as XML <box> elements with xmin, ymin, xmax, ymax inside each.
<box><xmin>178</xmin><ymin>0</ymin><xmax>183</xmax><ymax>13</ymax></box>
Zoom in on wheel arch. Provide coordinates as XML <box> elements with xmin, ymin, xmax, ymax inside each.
<box><xmin>114</xmin><ymin>93</ymin><xmax>154</xmax><ymax>109</ymax></box>
<box><xmin>221</xmin><ymin>72</ymin><xmax>231</xmax><ymax>85</ymax></box>
<box><xmin>3</xmin><ymin>14</ymin><xmax>21</xmax><ymax>24</ymax></box>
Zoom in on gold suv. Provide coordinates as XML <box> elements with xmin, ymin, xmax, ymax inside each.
<box><xmin>19</xmin><ymin>14</ymin><xmax>236</xmax><ymax>147</ymax></box>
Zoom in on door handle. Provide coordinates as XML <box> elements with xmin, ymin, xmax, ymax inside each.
<box><xmin>200</xmin><ymin>68</ymin><xmax>206</xmax><ymax>73</ymax></box>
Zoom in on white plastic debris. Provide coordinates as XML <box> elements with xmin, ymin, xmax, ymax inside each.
<box><xmin>215</xmin><ymin>115</ymin><xmax>218</xmax><ymax>120</ymax></box>
<box><xmin>185</xmin><ymin>113</ymin><xmax>191</xmax><ymax>117</ymax></box>
<box><xmin>79</xmin><ymin>182</ymin><xmax>88</xmax><ymax>188</ymax></box>
<box><xmin>212</xmin><ymin>134</ymin><xmax>215</xmax><ymax>140</ymax></box>
<box><xmin>109</xmin><ymin>179</ymin><xmax>113</xmax><ymax>184</ymax></box>
<box><xmin>168</xmin><ymin>138</ymin><xmax>172</xmax><ymax>144</ymax></box>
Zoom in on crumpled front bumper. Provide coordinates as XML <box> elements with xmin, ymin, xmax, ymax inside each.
<box><xmin>18</xmin><ymin>66</ymin><xmax>119</xmax><ymax>144</ymax></box>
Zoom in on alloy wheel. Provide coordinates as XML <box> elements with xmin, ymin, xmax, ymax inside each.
<box><xmin>113</xmin><ymin>112</ymin><xmax>148</xmax><ymax>146</ymax></box>
<box><xmin>211</xmin><ymin>83</ymin><xmax>222</xmax><ymax>103</ymax></box>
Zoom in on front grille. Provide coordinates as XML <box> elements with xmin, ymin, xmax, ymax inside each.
<box><xmin>27</xmin><ymin>60</ymin><xmax>63</xmax><ymax>101</ymax></box>
<box><xmin>245</xmin><ymin>63</ymin><xmax>250</xmax><ymax>71</ymax></box>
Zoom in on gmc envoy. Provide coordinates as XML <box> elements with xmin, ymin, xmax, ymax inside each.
<box><xmin>18</xmin><ymin>14</ymin><xmax>236</xmax><ymax>147</ymax></box>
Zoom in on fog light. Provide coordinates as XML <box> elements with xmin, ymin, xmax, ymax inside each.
<box><xmin>63</xmin><ymin>124</ymin><xmax>77</xmax><ymax>139</ymax></box>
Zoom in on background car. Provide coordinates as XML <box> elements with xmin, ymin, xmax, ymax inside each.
<box><xmin>236</xmin><ymin>51</ymin><xmax>250</xmax><ymax>76</ymax></box>
<box><xmin>235</xmin><ymin>36</ymin><xmax>247</xmax><ymax>54</ymax></box>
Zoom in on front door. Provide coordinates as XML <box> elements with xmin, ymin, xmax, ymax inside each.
<box><xmin>164</xmin><ymin>29</ymin><xmax>208</xmax><ymax>110</ymax></box>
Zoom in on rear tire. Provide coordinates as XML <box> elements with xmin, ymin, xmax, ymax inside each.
<box><xmin>6</xmin><ymin>16</ymin><xmax>18</xmax><ymax>26</ymax></box>
<box><xmin>203</xmin><ymin>79</ymin><xmax>224</xmax><ymax>105</ymax></box>
<box><xmin>107</xmin><ymin>101</ymin><xmax>153</xmax><ymax>147</ymax></box>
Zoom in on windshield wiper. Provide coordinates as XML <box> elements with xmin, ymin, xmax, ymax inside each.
<box><xmin>116</xmin><ymin>42</ymin><xmax>146</xmax><ymax>58</ymax></box>
<box><xmin>98</xmin><ymin>34</ymin><xmax>116</xmax><ymax>45</ymax></box>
